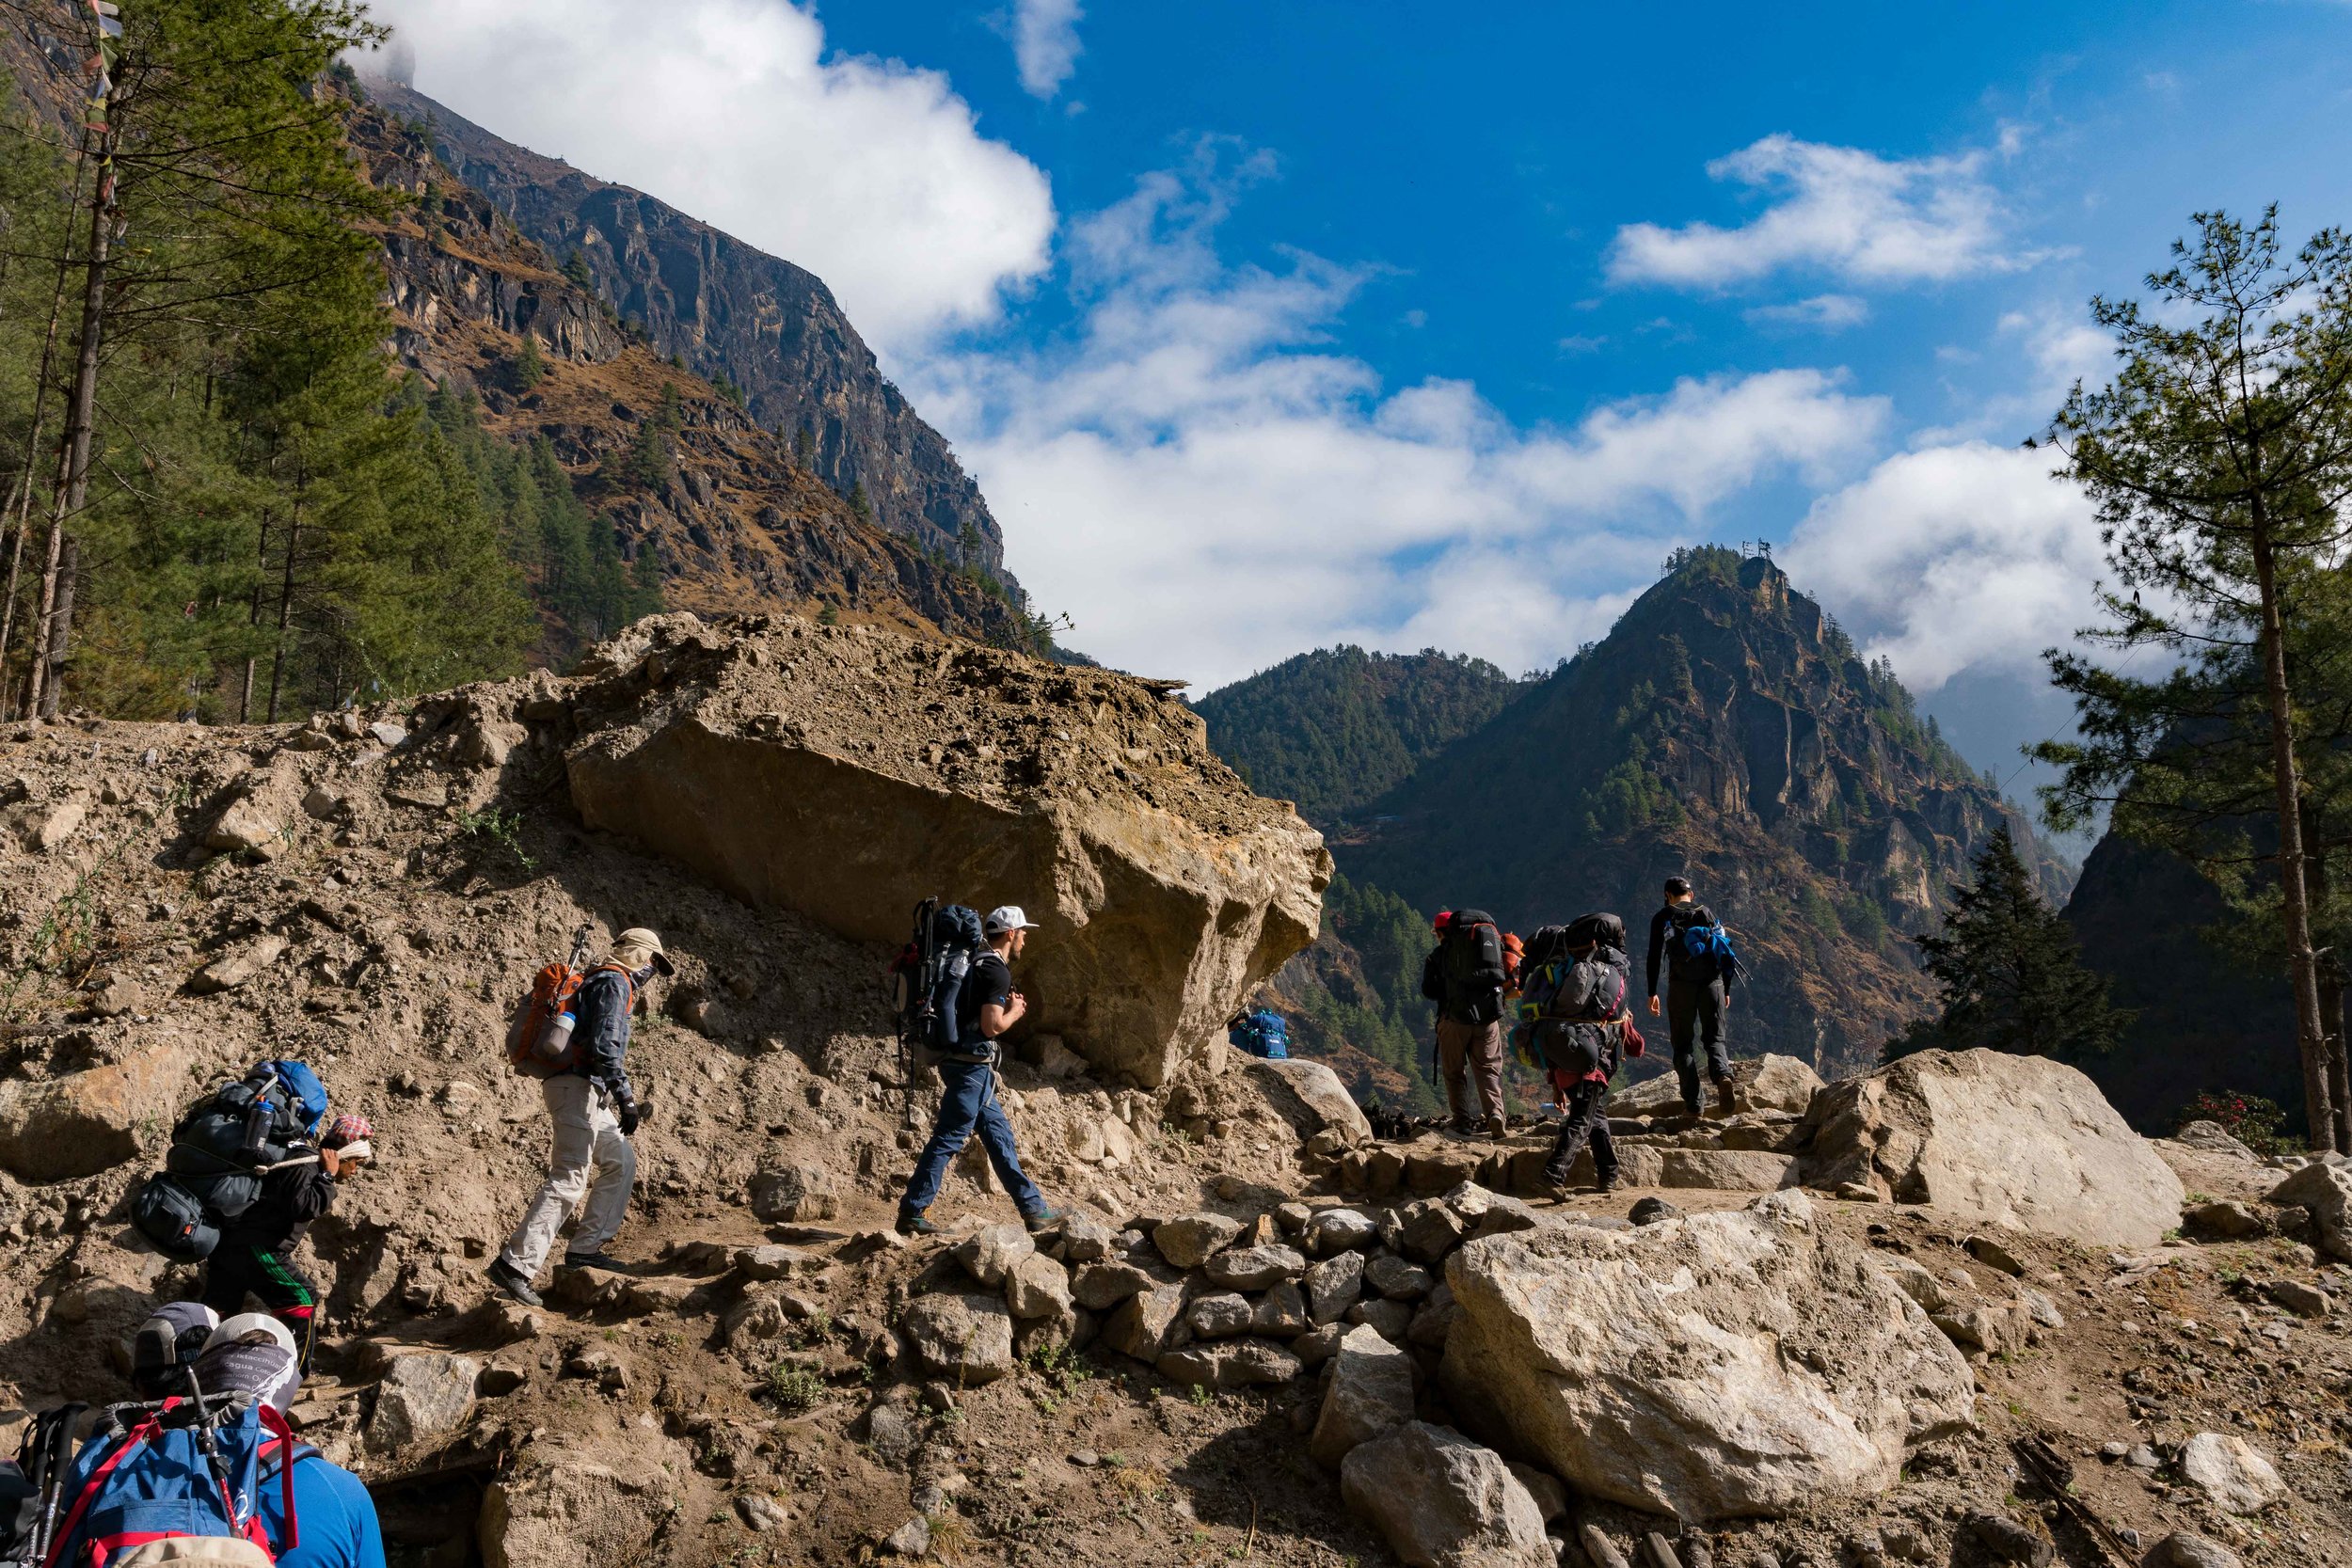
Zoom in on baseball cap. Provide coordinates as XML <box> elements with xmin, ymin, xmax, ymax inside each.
<box><xmin>131</xmin><ymin>1303</ymin><xmax>221</xmax><ymax>1396</ymax></box>
<box><xmin>983</xmin><ymin>905</ymin><xmax>1040</xmax><ymax>936</ymax></box>
<box><xmin>612</xmin><ymin>927</ymin><xmax>675</xmax><ymax>975</ymax></box>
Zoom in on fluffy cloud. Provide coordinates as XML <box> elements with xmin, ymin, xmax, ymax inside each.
<box><xmin>1010</xmin><ymin>0</ymin><xmax>1084</xmax><ymax>99</ymax></box>
<box><xmin>363</xmin><ymin>0</ymin><xmax>1056</xmax><ymax>349</ymax></box>
<box><xmin>1780</xmin><ymin>441</ymin><xmax>2101</xmax><ymax>690</ymax></box>
<box><xmin>1610</xmin><ymin>134</ymin><xmax>2025</xmax><ymax>290</ymax></box>
<box><xmin>910</xmin><ymin>158</ymin><xmax>1888</xmax><ymax>687</ymax></box>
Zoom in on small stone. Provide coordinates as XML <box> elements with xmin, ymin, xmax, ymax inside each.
<box><xmin>1060</xmin><ymin>1212</ymin><xmax>1116</xmax><ymax>1263</ymax></box>
<box><xmin>1835</xmin><ymin>1180</ymin><xmax>1886</xmax><ymax>1203</ymax></box>
<box><xmin>1302</xmin><ymin>1207</ymin><xmax>1378</xmax><ymax>1255</ymax></box>
<box><xmin>1345</xmin><ymin>1297</ymin><xmax>1412</xmax><ymax>1341</ymax></box>
<box><xmin>2176</xmin><ymin>1432</ymin><xmax>2286</xmax><ymax>1514</ymax></box>
<box><xmin>1964</xmin><ymin>1235</ymin><xmax>2027</xmax><ymax>1276</ymax></box>
<box><xmin>1362</xmin><ymin>1251</ymin><xmax>1435</xmax><ymax>1301</ymax></box>
<box><xmin>1004</xmin><ymin>1252</ymin><xmax>1073</xmax><ymax>1320</ymax></box>
<box><xmin>1070</xmin><ymin>1449</ymin><xmax>1101</xmax><ymax>1467</ymax></box>
<box><xmin>1304</xmin><ymin>1250</ymin><xmax>1365</xmax><ymax>1325</ymax></box>
<box><xmin>1201</xmin><ymin>1243</ymin><xmax>1306</xmax><ymax>1291</ymax></box>
<box><xmin>1274</xmin><ymin>1201</ymin><xmax>1311</xmax><ymax>1235</ymax></box>
<box><xmin>736</xmin><ymin>1494</ymin><xmax>788</xmax><ymax>1532</ymax></box>
<box><xmin>2264</xmin><ymin>1278</ymin><xmax>2330</xmax><ymax>1318</ymax></box>
<box><xmin>749</xmin><ymin>1164</ymin><xmax>839</xmax><ymax>1225</ymax></box>
<box><xmin>368</xmin><ymin>721</ymin><xmax>408</xmax><ymax>749</ymax></box>
<box><xmin>1152</xmin><ymin>1212</ymin><xmax>1246</xmax><ymax>1269</ymax></box>
<box><xmin>1629</xmin><ymin>1196</ymin><xmax>1681</xmax><ymax>1227</ymax></box>
<box><xmin>734</xmin><ymin>1244</ymin><xmax>816</xmax><ymax>1281</ymax></box>
<box><xmin>189</xmin><ymin>934</ymin><xmax>288</xmax><ymax>994</ymax></box>
<box><xmin>881</xmin><ymin>1515</ymin><xmax>930</xmax><ymax>1558</ymax></box>
<box><xmin>861</xmin><ymin>1402</ymin><xmax>917</xmax><ymax>1464</ymax></box>
<box><xmin>2138</xmin><ymin>1531</ymin><xmax>2245</xmax><ymax>1568</ymax></box>
<box><xmin>2126</xmin><ymin>1445</ymin><xmax>2161</xmax><ymax>1470</ymax></box>
<box><xmin>1963</xmin><ymin>1511</ymin><xmax>2052</xmax><ymax>1566</ymax></box>
<box><xmin>1188</xmin><ymin>1292</ymin><xmax>1254</xmax><ymax>1338</ymax></box>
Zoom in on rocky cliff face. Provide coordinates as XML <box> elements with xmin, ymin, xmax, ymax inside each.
<box><xmin>364</xmin><ymin>79</ymin><xmax>1011</xmax><ymax>585</ymax></box>
<box><xmin>1228</xmin><ymin>549</ymin><xmax>2071</xmax><ymax>1078</ymax></box>
<box><xmin>345</xmin><ymin>102</ymin><xmax>1038</xmax><ymax>653</ymax></box>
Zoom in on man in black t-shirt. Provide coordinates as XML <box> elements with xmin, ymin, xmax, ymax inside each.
<box><xmin>897</xmin><ymin>905</ymin><xmax>1065</xmax><ymax>1237</ymax></box>
<box><xmin>1645</xmin><ymin>877</ymin><xmax>1734</xmax><ymax>1117</ymax></box>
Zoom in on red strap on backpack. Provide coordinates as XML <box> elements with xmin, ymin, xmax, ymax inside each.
<box><xmin>40</xmin><ymin>1416</ymin><xmax>161</xmax><ymax>1568</ymax></box>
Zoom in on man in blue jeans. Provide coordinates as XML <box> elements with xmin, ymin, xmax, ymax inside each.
<box><xmin>897</xmin><ymin>905</ymin><xmax>1065</xmax><ymax>1237</ymax></box>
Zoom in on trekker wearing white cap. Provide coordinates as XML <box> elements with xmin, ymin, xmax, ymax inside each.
<box><xmin>896</xmin><ymin>905</ymin><xmax>1064</xmax><ymax>1237</ymax></box>
<box><xmin>489</xmin><ymin>927</ymin><xmax>673</xmax><ymax>1307</ymax></box>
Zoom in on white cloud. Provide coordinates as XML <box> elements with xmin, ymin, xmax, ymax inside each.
<box><xmin>909</xmin><ymin>157</ymin><xmax>1888</xmax><ymax>687</ymax></box>
<box><xmin>1009</xmin><ymin>0</ymin><xmax>1084</xmax><ymax>99</ymax></box>
<box><xmin>1609</xmin><ymin>134</ymin><xmax>2027</xmax><ymax>290</ymax></box>
<box><xmin>1781</xmin><ymin>441</ymin><xmax>2101</xmax><ymax>690</ymax></box>
<box><xmin>1745</xmin><ymin>293</ymin><xmax>1871</xmax><ymax>331</ymax></box>
<box><xmin>364</xmin><ymin>0</ymin><xmax>1056</xmax><ymax>350</ymax></box>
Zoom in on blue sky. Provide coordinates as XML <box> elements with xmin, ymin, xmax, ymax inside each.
<box><xmin>369</xmin><ymin>0</ymin><xmax>2352</xmax><ymax>815</ymax></box>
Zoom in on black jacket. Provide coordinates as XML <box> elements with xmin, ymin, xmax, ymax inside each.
<box><xmin>567</xmin><ymin>964</ymin><xmax>643</xmax><ymax>1098</ymax></box>
<box><xmin>1647</xmin><ymin>904</ymin><xmax>1733</xmax><ymax>998</ymax></box>
<box><xmin>218</xmin><ymin>1157</ymin><xmax>336</xmax><ymax>1251</ymax></box>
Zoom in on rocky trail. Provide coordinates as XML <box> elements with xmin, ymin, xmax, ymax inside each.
<box><xmin>0</xmin><ymin>611</ymin><xmax>2347</xmax><ymax>1568</ymax></box>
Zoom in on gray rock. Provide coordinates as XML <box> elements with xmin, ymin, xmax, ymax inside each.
<box><xmin>1305</xmin><ymin>1249</ymin><xmax>1366</xmax><ymax>1325</ymax></box>
<box><xmin>1292</xmin><ymin>1323</ymin><xmax>1347</xmax><ymax>1368</ymax></box>
<box><xmin>1004</xmin><ymin>1252</ymin><xmax>1073</xmax><ymax>1320</ymax></box>
<box><xmin>1503</xmin><ymin>1461</ymin><xmax>1568</xmax><ymax>1526</ymax></box>
<box><xmin>2170</xmin><ymin>1121</ymin><xmax>2258</xmax><ymax>1161</ymax></box>
<box><xmin>1442</xmin><ymin>1182</ymin><xmax>1546</xmax><ymax>1241</ymax></box>
<box><xmin>1252</xmin><ymin>1281</ymin><xmax>1310</xmax><ymax>1338</ymax></box>
<box><xmin>365</xmin><ymin>1353</ymin><xmax>481</xmax><ymax>1452</ymax></box>
<box><xmin>1303</xmin><ymin>1206</ymin><xmax>1379</xmax><ymax>1256</ymax></box>
<box><xmin>1060</xmin><ymin>1213</ymin><xmax>1116</xmax><ymax>1263</ymax></box>
<box><xmin>900</xmin><ymin>1293</ymin><xmax>1016</xmax><ymax>1385</ymax></box>
<box><xmin>189</xmin><ymin>934</ymin><xmax>288</xmax><ymax>994</ymax></box>
<box><xmin>1157</xmin><ymin>1344</ymin><xmax>1225</xmax><ymax>1387</ymax></box>
<box><xmin>1964</xmin><ymin>1235</ymin><xmax>2027</xmax><ymax>1276</ymax></box>
<box><xmin>955</xmin><ymin>1223</ymin><xmax>1035</xmax><ymax>1288</ymax></box>
<box><xmin>2274</xmin><ymin>1161</ymin><xmax>2352</xmax><ymax>1262</ymax></box>
<box><xmin>1629</xmin><ymin>1196</ymin><xmax>1681</xmax><ymax>1227</ymax></box>
<box><xmin>1071</xmin><ymin>1259</ymin><xmax>1163</xmax><ymax>1309</ymax></box>
<box><xmin>1153</xmin><ymin>1212</ymin><xmax>1246</xmax><ymax>1269</ymax></box>
<box><xmin>367</xmin><ymin>720</ymin><xmax>408</xmax><ymax>750</ymax></box>
<box><xmin>1201</xmin><ymin>1243</ymin><xmax>1307</xmax><ymax>1291</ymax></box>
<box><xmin>735</xmin><ymin>1494</ymin><xmax>788</xmax><ymax>1531</ymax></box>
<box><xmin>1874</xmin><ymin>1256</ymin><xmax>1949</xmax><ymax>1313</ymax></box>
<box><xmin>1338</xmin><ymin>1421</ymin><xmax>1551</xmax><ymax>1568</ymax></box>
<box><xmin>1309</xmin><ymin>1323</ymin><xmax>1417</xmax><ymax>1468</ymax></box>
<box><xmin>734</xmin><ymin>1244</ymin><xmax>818</xmax><ymax>1281</ymax></box>
<box><xmin>1363</xmin><ymin>1251</ymin><xmax>1436</xmax><ymax>1300</ymax></box>
<box><xmin>1226</xmin><ymin>1338</ymin><xmax>1303</xmax><ymax>1386</ymax></box>
<box><xmin>1274</xmin><ymin>1201</ymin><xmax>1312</xmax><ymax>1235</ymax></box>
<box><xmin>1963</xmin><ymin>1512</ymin><xmax>2052</xmax><ymax>1566</ymax></box>
<box><xmin>2184</xmin><ymin>1200</ymin><xmax>2269</xmax><ymax>1240</ymax></box>
<box><xmin>1101</xmin><ymin>1281</ymin><xmax>1189</xmax><ymax>1361</ymax></box>
<box><xmin>1394</xmin><ymin>1197</ymin><xmax>1470</xmax><ymax>1263</ymax></box>
<box><xmin>2015</xmin><ymin>1286</ymin><xmax>2066</xmax><ymax>1329</ymax></box>
<box><xmin>2265</xmin><ymin>1278</ymin><xmax>2331</xmax><ymax>1318</ymax></box>
<box><xmin>1187</xmin><ymin>1292</ymin><xmax>1255</xmax><ymax>1338</ymax></box>
<box><xmin>2176</xmin><ymin>1432</ymin><xmax>2286</xmax><ymax>1514</ymax></box>
<box><xmin>860</xmin><ymin>1402</ymin><xmax>917</xmax><ymax>1464</ymax></box>
<box><xmin>1442</xmin><ymin>1189</ymin><xmax>1973</xmax><ymax>1522</ymax></box>
<box><xmin>753</xmin><ymin>1165</ymin><xmax>847</xmax><ymax>1222</ymax></box>
<box><xmin>2139</xmin><ymin>1532</ymin><xmax>2244</xmax><ymax>1568</ymax></box>
<box><xmin>1239</xmin><ymin>1055</ymin><xmax>1375</xmax><ymax>1146</ymax></box>
<box><xmin>1347</xmin><ymin>1297</ymin><xmax>1412</xmax><ymax>1341</ymax></box>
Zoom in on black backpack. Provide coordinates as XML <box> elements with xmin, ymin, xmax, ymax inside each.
<box><xmin>132</xmin><ymin>1064</ymin><xmax>325</xmax><ymax>1262</ymax></box>
<box><xmin>1439</xmin><ymin>910</ymin><xmax>1508</xmax><ymax>1023</ymax></box>
<box><xmin>891</xmin><ymin>900</ymin><xmax>996</xmax><ymax>1069</ymax></box>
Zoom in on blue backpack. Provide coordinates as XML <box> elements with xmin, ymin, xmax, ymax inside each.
<box><xmin>1228</xmin><ymin>1009</ymin><xmax>1288</xmax><ymax>1059</ymax></box>
<box><xmin>34</xmin><ymin>1396</ymin><xmax>300</xmax><ymax>1568</ymax></box>
<box><xmin>1677</xmin><ymin>919</ymin><xmax>1744</xmax><ymax>983</ymax></box>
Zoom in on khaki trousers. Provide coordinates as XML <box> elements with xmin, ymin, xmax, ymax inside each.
<box><xmin>1436</xmin><ymin>1017</ymin><xmax>1505</xmax><ymax>1125</ymax></box>
<box><xmin>499</xmin><ymin>1074</ymin><xmax>635</xmax><ymax>1278</ymax></box>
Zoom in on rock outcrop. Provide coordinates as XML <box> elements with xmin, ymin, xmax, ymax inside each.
<box><xmin>1613</xmin><ymin>1053</ymin><xmax>1824</xmax><ymax>1117</ymax></box>
<box><xmin>565</xmin><ymin>614</ymin><xmax>1330</xmax><ymax>1085</ymax></box>
<box><xmin>1338</xmin><ymin>1421</ymin><xmax>1552</xmax><ymax>1568</ymax></box>
<box><xmin>1793</xmin><ymin>1049</ymin><xmax>2184</xmax><ymax>1246</ymax></box>
<box><xmin>1441</xmin><ymin>1190</ymin><xmax>1973</xmax><ymax>1521</ymax></box>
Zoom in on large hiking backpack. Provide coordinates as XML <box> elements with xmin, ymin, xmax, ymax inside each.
<box><xmin>891</xmin><ymin>900</ymin><xmax>994</xmax><ymax>1069</ymax></box>
<box><xmin>1438</xmin><ymin>910</ymin><xmax>1507</xmax><ymax>1022</ymax></box>
<box><xmin>1510</xmin><ymin>929</ymin><xmax>1630</xmax><ymax>1077</ymax></box>
<box><xmin>131</xmin><ymin>1065</ymin><xmax>328</xmax><ymax>1264</ymax></box>
<box><xmin>1227</xmin><ymin>1009</ymin><xmax>1289</xmax><ymax>1060</ymax></box>
<box><xmin>24</xmin><ymin>1393</ymin><xmax>299</xmax><ymax>1568</ymax></box>
<box><xmin>504</xmin><ymin>927</ymin><xmax>637</xmax><ymax>1081</ymax></box>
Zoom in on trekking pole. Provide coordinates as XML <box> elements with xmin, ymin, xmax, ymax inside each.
<box><xmin>26</xmin><ymin>1402</ymin><xmax>86</xmax><ymax>1566</ymax></box>
<box><xmin>567</xmin><ymin>921</ymin><xmax>595</xmax><ymax>971</ymax></box>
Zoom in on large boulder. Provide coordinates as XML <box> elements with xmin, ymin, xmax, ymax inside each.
<box><xmin>1441</xmin><ymin>1189</ymin><xmax>1973</xmax><ymax>1521</ymax></box>
<box><xmin>479</xmin><ymin>1428</ymin><xmax>680</xmax><ymax>1568</ymax></box>
<box><xmin>2266</xmin><ymin>1162</ymin><xmax>2352</xmax><ymax>1262</ymax></box>
<box><xmin>1238</xmin><ymin>1056</ymin><xmax>1373</xmax><ymax>1145</ymax></box>
<box><xmin>1793</xmin><ymin>1049</ymin><xmax>2183</xmax><ymax>1246</ymax></box>
<box><xmin>1338</xmin><ymin>1422</ymin><xmax>1551</xmax><ymax>1568</ymax></box>
<box><xmin>899</xmin><ymin>1293</ymin><xmax>1017</xmax><ymax>1385</ymax></box>
<box><xmin>1614</xmin><ymin>1053</ymin><xmax>1824</xmax><ymax>1117</ymax></box>
<box><xmin>1310</xmin><ymin>1323</ymin><xmax>1417</xmax><ymax>1468</ymax></box>
<box><xmin>0</xmin><ymin>1039</ymin><xmax>187</xmax><ymax>1181</ymax></box>
<box><xmin>562</xmin><ymin>615</ymin><xmax>1330</xmax><ymax>1085</ymax></box>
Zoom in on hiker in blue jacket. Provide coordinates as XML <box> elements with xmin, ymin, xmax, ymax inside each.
<box><xmin>194</xmin><ymin>1315</ymin><xmax>388</xmax><ymax>1568</ymax></box>
<box><xmin>1645</xmin><ymin>877</ymin><xmax>1736</xmax><ymax>1117</ymax></box>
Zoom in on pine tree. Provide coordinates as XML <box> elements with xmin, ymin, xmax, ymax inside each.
<box><xmin>1884</xmin><ymin>828</ymin><xmax>2131</xmax><ymax>1063</ymax></box>
<box><xmin>513</xmin><ymin>333</ymin><xmax>545</xmax><ymax>391</ymax></box>
<box><xmin>2036</xmin><ymin>210</ymin><xmax>2352</xmax><ymax>1148</ymax></box>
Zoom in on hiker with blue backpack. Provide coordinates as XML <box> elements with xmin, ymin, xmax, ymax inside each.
<box><xmin>3</xmin><ymin>1308</ymin><xmax>386</xmax><ymax>1568</ymax></box>
<box><xmin>1645</xmin><ymin>877</ymin><xmax>1744</xmax><ymax>1117</ymax></box>
<box><xmin>1227</xmin><ymin>1006</ymin><xmax>1289</xmax><ymax>1059</ymax></box>
<box><xmin>893</xmin><ymin>904</ymin><xmax>1065</xmax><ymax>1238</ymax></box>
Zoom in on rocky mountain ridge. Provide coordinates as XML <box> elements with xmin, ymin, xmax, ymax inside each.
<box><xmin>1214</xmin><ymin>548</ymin><xmax>2073</xmax><ymax>1082</ymax></box>
<box><xmin>362</xmin><ymin>74</ymin><xmax>1012</xmax><ymax>587</ymax></box>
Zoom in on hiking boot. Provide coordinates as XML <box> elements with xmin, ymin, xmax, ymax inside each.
<box><xmin>1021</xmin><ymin>1206</ymin><xmax>1068</xmax><ymax>1235</ymax></box>
<box><xmin>1710</xmin><ymin>1076</ymin><xmax>1736</xmax><ymax>1118</ymax></box>
<box><xmin>1540</xmin><ymin>1163</ymin><xmax>1573</xmax><ymax>1195</ymax></box>
<box><xmin>562</xmin><ymin>1249</ymin><xmax>624</xmax><ymax>1272</ymax></box>
<box><xmin>486</xmin><ymin>1259</ymin><xmax>542</xmax><ymax>1308</ymax></box>
<box><xmin>1481</xmin><ymin>1115</ymin><xmax>1508</xmax><ymax>1140</ymax></box>
<box><xmin>896</xmin><ymin>1210</ymin><xmax>944</xmax><ymax>1238</ymax></box>
<box><xmin>1680</xmin><ymin>1096</ymin><xmax>1702</xmax><ymax>1120</ymax></box>
<box><xmin>1447</xmin><ymin>1117</ymin><xmax>1479</xmax><ymax>1138</ymax></box>
<box><xmin>1594</xmin><ymin>1173</ymin><xmax>1618</xmax><ymax>1195</ymax></box>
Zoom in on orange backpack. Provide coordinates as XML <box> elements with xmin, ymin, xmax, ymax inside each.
<box><xmin>505</xmin><ymin>937</ymin><xmax>635</xmax><ymax>1079</ymax></box>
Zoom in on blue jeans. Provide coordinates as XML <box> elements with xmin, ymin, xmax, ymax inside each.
<box><xmin>900</xmin><ymin>1058</ymin><xmax>1045</xmax><ymax>1218</ymax></box>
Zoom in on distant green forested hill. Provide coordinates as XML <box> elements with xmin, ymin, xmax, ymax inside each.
<box><xmin>1195</xmin><ymin>646</ymin><xmax>1523</xmax><ymax>823</ymax></box>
